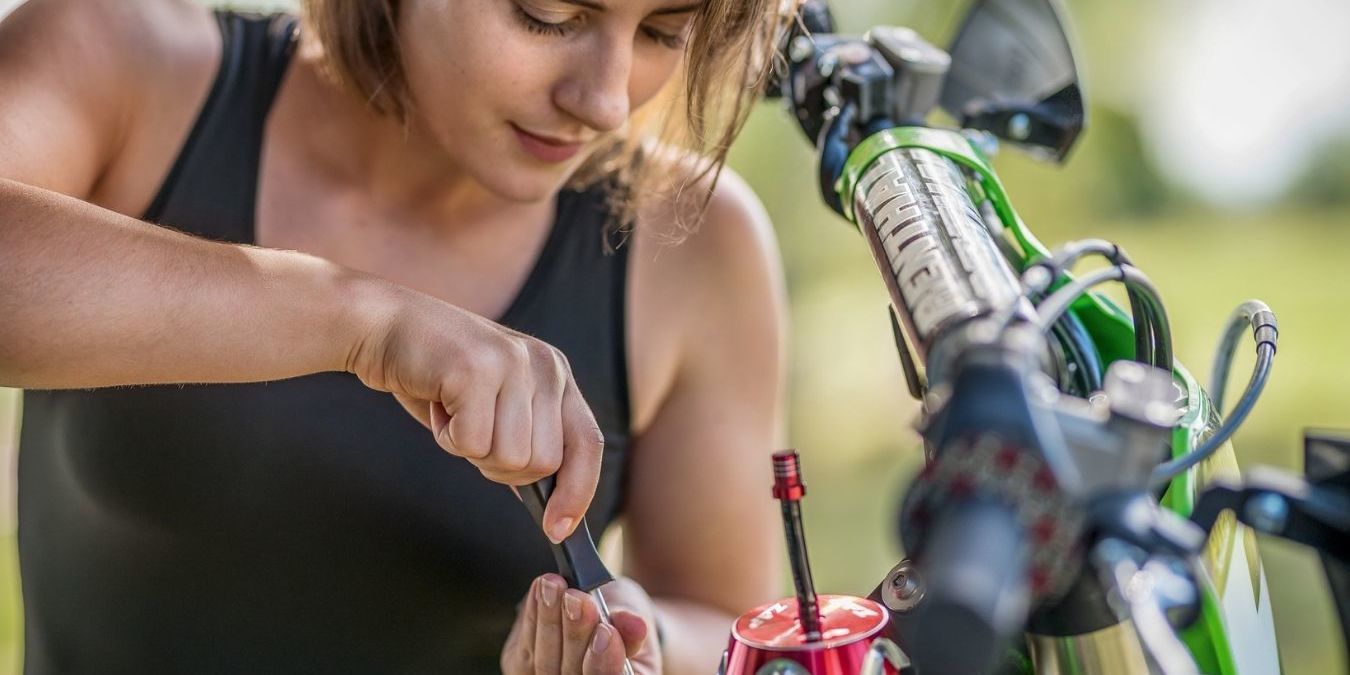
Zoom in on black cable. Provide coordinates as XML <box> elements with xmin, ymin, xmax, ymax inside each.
<box><xmin>1032</xmin><ymin>266</ymin><xmax>1121</xmax><ymax>323</ymax></box>
<box><xmin>1050</xmin><ymin>309</ymin><xmax>1102</xmax><ymax>395</ymax></box>
<box><xmin>1211</xmin><ymin>300</ymin><xmax>1279</xmax><ymax>408</ymax></box>
<box><xmin>1053</xmin><ymin>241</ymin><xmax>1166</xmax><ymax>368</ymax></box>
<box><xmin>1127</xmin><ymin>287</ymin><xmax>1156</xmax><ymax>367</ymax></box>
<box><xmin>1150</xmin><ymin>301</ymin><xmax>1278</xmax><ymax>486</ymax></box>
<box><xmin>1131</xmin><ymin>276</ymin><xmax>1174</xmax><ymax>372</ymax></box>
<box><xmin>1047</xmin><ymin>239</ymin><xmax>1132</xmax><ymax>271</ymax></box>
<box><xmin>1036</xmin><ymin>263</ymin><xmax>1173</xmax><ymax>373</ymax></box>
<box><xmin>1046</xmin><ymin>319</ymin><xmax>1081</xmax><ymax>394</ymax></box>
<box><xmin>1150</xmin><ymin>344</ymin><xmax>1274</xmax><ymax>486</ymax></box>
<box><xmin>1009</xmin><ymin>267</ymin><xmax>1097</xmax><ymax>394</ymax></box>
<box><xmin>1033</xmin><ymin>240</ymin><xmax>1165</xmax><ymax>369</ymax></box>
<box><xmin>1034</xmin><ymin>266</ymin><xmax>1159</xmax><ymax>340</ymax></box>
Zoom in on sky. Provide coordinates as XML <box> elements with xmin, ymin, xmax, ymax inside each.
<box><xmin>1137</xmin><ymin>0</ymin><xmax>1350</xmax><ymax>206</ymax></box>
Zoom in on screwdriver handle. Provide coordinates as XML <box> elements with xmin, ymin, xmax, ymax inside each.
<box><xmin>520</xmin><ymin>476</ymin><xmax>615</xmax><ymax>592</ymax></box>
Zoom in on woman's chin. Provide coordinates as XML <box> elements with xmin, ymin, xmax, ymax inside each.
<box><xmin>478</xmin><ymin>164</ymin><xmax>575</xmax><ymax>204</ymax></box>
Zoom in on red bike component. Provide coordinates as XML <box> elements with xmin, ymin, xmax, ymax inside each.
<box><xmin>772</xmin><ymin>451</ymin><xmax>807</xmax><ymax>501</ymax></box>
<box><xmin>773</xmin><ymin>450</ymin><xmax>822</xmax><ymax>639</ymax></box>
<box><xmin>724</xmin><ymin>595</ymin><xmax>900</xmax><ymax>674</ymax></box>
<box><xmin>720</xmin><ymin>452</ymin><xmax>905</xmax><ymax>675</ymax></box>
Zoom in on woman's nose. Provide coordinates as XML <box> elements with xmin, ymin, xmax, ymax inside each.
<box><xmin>554</xmin><ymin>35</ymin><xmax>632</xmax><ymax>133</ymax></box>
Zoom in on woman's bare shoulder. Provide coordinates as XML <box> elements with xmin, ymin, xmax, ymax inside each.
<box><xmin>631</xmin><ymin>162</ymin><xmax>783</xmax><ymax>310</ymax></box>
<box><xmin>0</xmin><ymin>0</ymin><xmax>220</xmax><ymax>198</ymax></box>
<box><xmin>1</xmin><ymin>0</ymin><xmax>218</xmax><ymax>70</ymax></box>
<box><xmin>626</xmin><ymin>160</ymin><xmax>787</xmax><ymax>431</ymax></box>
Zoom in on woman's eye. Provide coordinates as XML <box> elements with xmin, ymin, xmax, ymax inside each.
<box><xmin>512</xmin><ymin>1</ymin><xmax>686</xmax><ymax>50</ymax></box>
<box><xmin>641</xmin><ymin>26</ymin><xmax>687</xmax><ymax>50</ymax></box>
<box><xmin>513</xmin><ymin>4</ymin><xmax>578</xmax><ymax>37</ymax></box>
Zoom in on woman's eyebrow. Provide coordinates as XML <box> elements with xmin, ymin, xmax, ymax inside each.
<box><xmin>556</xmin><ymin>0</ymin><xmax>705</xmax><ymax>15</ymax></box>
<box><xmin>650</xmin><ymin>1</ymin><xmax>704</xmax><ymax>16</ymax></box>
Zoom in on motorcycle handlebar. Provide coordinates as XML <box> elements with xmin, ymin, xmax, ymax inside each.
<box><xmin>907</xmin><ymin>499</ymin><xmax>1031</xmax><ymax>675</ymax></box>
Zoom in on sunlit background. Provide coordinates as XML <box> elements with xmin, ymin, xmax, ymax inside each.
<box><xmin>2</xmin><ymin>0</ymin><xmax>1347</xmax><ymax>672</ymax></box>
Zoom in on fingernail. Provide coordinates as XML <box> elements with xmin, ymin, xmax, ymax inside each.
<box><xmin>563</xmin><ymin>593</ymin><xmax>581</xmax><ymax>621</ymax></box>
<box><xmin>549</xmin><ymin>517</ymin><xmax>574</xmax><ymax>543</ymax></box>
<box><xmin>591</xmin><ymin>624</ymin><xmax>612</xmax><ymax>654</ymax></box>
<box><xmin>540</xmin><ymin>579</ymin><xmax>560</xmax><ymax>608</ymax></box>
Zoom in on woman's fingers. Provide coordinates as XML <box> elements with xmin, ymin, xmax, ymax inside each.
<box><xmin>608</xmin><ymin>609</ymin><xmax>649</xmax><ymax>659</ymax></box>
<box><xmin>501</xmin><ymin>577</ymin><xmax>543</xmax><ymax>674</ymax></box>
<box><xmin>545</xmin><ymin>377</ymin><xmax>604</xmax><ymax>542</ymax></box>
<box><xmin>509</xmin><ymin>575</ymin><xmax>644</xmax><ymax>675</ymax></box>
<box><xmin>391</xmin><ymin>393</ymin><xmax>431</xmax><ymax>430</ymax></box>
<box><xmin>527</xmin><ymin>388</ymin><xmax>564</xmax><ymax>481</ymax></box>
<box><xmin>533</xmin><ymin>574</ymin><xmax>565</xmax><ymax>671</ymax></box>
<box><xmin>367</xmin><ymin>292</ymin><xmax>603</xmax><ymax>537</ymax></box>
<box><xmin>491</xmin><ymin>378</ymin><xmax>534</xmax><ymax>476</ymax></box>
<box><xmin>442</xmin><ymin>391</ymin><xmax>496</xmax><ymax>459</ymax></box>
<box><xmin>581</xmin><ymin>624</ymin><xmax>626</xmax><ymax>675</ymax></box>
<box><xmin>560</xmin><ymin>589</ymin><xmax>602</xmax><ymax>673</ymax></box>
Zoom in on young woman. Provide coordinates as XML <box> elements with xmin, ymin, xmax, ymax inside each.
<box><xmin>0</xmin><ymin>0</ymin><xmax>788</xmax><ymax>672</ymax></box>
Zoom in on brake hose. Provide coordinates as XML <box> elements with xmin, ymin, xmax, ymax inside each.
<box><xmin>1150</xmin><ymin>301</ymin><xmax>1278</xmax><ymax>486</ymax></box>
<box><xmin>1050</xmin><ymin>310</ymin><xmax>1102</xmax><ymax>395</ymax></box>
<box><xmin>1035</xmin><ymin>241</ymin><xmax>1169</xmax><ymax>369</ymax></box>
<box><xmin>1032</xmin><ymin>265</ymin><xmax>1174</xmax><ymax>372</ymax></box>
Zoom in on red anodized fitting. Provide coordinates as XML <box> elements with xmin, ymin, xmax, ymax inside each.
<box><xmin>773</xmin><ymin>450</ymin><xmax>807</xmax><ymax>502</ymax></box>
<box><xmin>721</xmin><ymin>449</ymin><xmax>901</xmax><ymax>674</ymax></box>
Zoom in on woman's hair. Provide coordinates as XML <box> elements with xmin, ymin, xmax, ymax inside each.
<box><xmin>300</xmin><ymin>0</ymin><xmax>790</xmax><ymax>233</ymax></box>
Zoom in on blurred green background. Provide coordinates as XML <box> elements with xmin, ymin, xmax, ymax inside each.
<box><xmin>2</xmin><ymin>0</ymin><xmax>1348</xmax><ymax>672</ymax></box>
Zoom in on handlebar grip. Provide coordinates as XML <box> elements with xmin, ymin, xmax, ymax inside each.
<box><xmin>519</xmin><ymin>477</ymin><xmax>615</xmax><ymax>592</ymax></box>
<box><xmin>908</xmin><ymin>499</ymin><xmax>1031</xmax><ymax>675</ymax></box>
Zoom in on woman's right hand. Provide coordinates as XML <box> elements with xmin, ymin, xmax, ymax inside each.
<box><xmin>346</xmin><ymin>280</ymin><xmax>604</xmax><ymax>544</ymax></box>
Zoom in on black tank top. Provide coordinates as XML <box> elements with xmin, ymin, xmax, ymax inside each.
<box><xmin>18</xmin><ymin>12</ymin><xmax>632</xmax><ymax>674</ymax></box>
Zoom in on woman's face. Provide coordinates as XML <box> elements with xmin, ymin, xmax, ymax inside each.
<box><xmin>399</xmin><ymin>0</ymin><xmax>699</xmax><ymax>202</ymax></box>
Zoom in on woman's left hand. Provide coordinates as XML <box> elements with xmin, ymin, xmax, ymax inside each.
<box><xmin>502</xmin><ymin>573</ymin><xmax>663</xmax><ymax>675</ymax></box>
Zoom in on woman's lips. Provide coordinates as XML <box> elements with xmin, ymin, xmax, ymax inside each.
<box><xmin>511</xmin><ymin>124</ymin><xmax>584</xmax><ymax>163</ymax></box>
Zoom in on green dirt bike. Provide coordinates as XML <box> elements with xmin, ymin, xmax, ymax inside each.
<box><xmin>716</xmin><ymin>0</ymin><xmax>1350</xmax><ymax>673</ymax></box>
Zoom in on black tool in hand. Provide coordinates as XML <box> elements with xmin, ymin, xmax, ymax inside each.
<box><xmin>521</xmin><ymin>476</ymin><xmax>636</xmax><ymax>675</ymax></box>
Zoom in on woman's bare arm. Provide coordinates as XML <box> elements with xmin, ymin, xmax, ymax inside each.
<box><xmin>0</xmin><ymin>179</ymin><xmax>372</xmax><ymax>388</ymax></box>
<box><xmin>625</xmin><ymin>169</ymin><xmax>788</xmax><ymax>673</ymax></box>
<box><xmin>0</xmin><ymin>0</ymin><xmax>377</xmax><ymax>388</ymax></box>
<box><xmin>0</xmin><ymin>0</ymin><xmax>346</xmax><ymax>387</ymax></box>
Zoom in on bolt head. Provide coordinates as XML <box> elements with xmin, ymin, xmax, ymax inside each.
<box><xmin>882</xmin><ymin>560</ymin><xmax>925</xmax><ymax>612</ymax></box>
<box><xmin>1022</xmin><ymin>265</ymin><xmax>1053</xmax><ymax>293</ymax></box>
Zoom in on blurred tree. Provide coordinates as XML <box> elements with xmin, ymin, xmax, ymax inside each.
<box><xmin>1287</xmin><ymin>135</ymin><xmax>1350</xmax><ymax>208</ymax></box>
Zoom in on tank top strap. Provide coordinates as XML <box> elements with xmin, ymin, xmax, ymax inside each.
<box><xmin>141</xmin><ymin>10</ymin><xmax>299</xmax><ymax>243</ymax></box>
